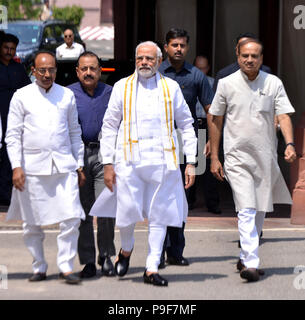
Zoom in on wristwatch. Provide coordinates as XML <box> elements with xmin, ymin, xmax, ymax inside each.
<box><xmin>286</xmin><ymin>142</ymin><xmax>295</xmax><ymax>148</ymax></box>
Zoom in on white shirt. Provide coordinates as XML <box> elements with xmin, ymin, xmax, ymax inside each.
<box><xmin>5</xmin><ymin>81</ymin><xmax>84</xmax><ymax>175</ymax></box>
<box><xmin>56</xmin><ymin>42</ymin><xmax>84</xmax><ymax>59</ymax></box>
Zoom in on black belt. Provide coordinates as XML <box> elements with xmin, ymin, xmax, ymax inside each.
<box><xmin>84</xmin><ymin>141</ymin><xmax>100</xmax><ymax>148</ymax></box>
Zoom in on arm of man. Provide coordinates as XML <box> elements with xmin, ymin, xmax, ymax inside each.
<box><xmin>208</xmin><ymin>114</ymin><xmax>225</xmax><ymax>181</ymax></box>
<box><xmin>67</xmin><ymin>92</ymin><xmax>85</xmax><ymax>185</ymax></box>
<box><xmin>198</xmin><ymin>71</ymin><xmax>214</xmax><ymax>157</ymax></box>
<box><xmin>202</xmin><ymin>104</ymin><xmax>212</xmax><ymax>157</ymax></box>
<box><xmin>100</xmin><ymin>81</ymin><xmax>123</xmax><ymax>191</ymax></box>
<box><xmin>277</xmin><ymin>113</ymin><xmax>296</xmax><ymax>163</ymax></box>
<box><xmin>18</xmin><ymin>64</ymin><xmax>31</xmax><ymax>87</ymax></box>
<box><xmin>5</xmin><ymin>93</ymin><xmax>26</xmax><ymax>190</ymax></box>
<box><xmin>173</xmin><ymin>85</ymin><xmax>197</xmax><ymax>189</ymax></box>
<box><xmin>207</xmin><ymin>79</ymin><xmax>227</xmax><ymax>181</ymax></box>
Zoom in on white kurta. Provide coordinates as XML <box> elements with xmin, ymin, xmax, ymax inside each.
<box><xmin>90</xmin><ymin>72</ymin><xmax>197</xmax><ymax>228</ymax></box>
<box><xmin>5</xmin><ymin>81</ymin><xmax>85</xmax><ymax>225</ymax></box>
<box><xmin>209</xmin><ymin>70</ymin><xmax>294</xmax><ymax>212</ymax></box>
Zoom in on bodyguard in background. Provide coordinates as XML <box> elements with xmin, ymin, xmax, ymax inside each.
<box><xmin>0</xmin><ymin>33</ymin><xmax>31</xmax><ymax>206</ymax></box>
<box><xmin>159</xmin><ymin>28</ymin><xmax>213</xmax><ymax>267</ymax></box>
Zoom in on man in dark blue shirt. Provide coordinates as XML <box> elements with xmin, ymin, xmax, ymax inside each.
<box><xmin>68</xmin><ymin>51</ymin><xmax>116</xmax><ymax>278</ymax></box>
<box><xmin>159</xmin><ymin>28</ymin><xmax>214</xmax><ymax>266</ymax></box>
<box><xmin>0</xmin><ymin>33</ymin><xmax>31</xmax><ymax>205</ymax></box>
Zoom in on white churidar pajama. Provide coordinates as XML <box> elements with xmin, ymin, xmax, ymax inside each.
<box><xmin>238</xmin><ymin>208</ymin><xmax>265</xmax><ymax>268</ymax></box>
<box><xmin>23</xmin><ymin>218</ymin><xmax>80</xmax><ymax>273</ymax></box>
<box><xmin>90</xmin><ymin>72</ymin><xmax>197</xmax><ymax>272</ymax></box>
<box><xmin>5</xmin><ymin>81</ymin><xmax>85</xmax><ymax>274</ymax></box>
<box><xmin>209</xmin><ymin>70</ymin><xmax>295</xmax><ymax>268</ymax></box>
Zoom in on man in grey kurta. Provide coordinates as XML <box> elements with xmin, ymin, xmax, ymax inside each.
<box><xmin>208</xmin><ymin>38</ymin><xmax>296</xmax><ymax>282</ymax></box>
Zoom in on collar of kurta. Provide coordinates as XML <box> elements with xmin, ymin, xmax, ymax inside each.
<box><xmin>240</xmin><ymin>69</ymin><xmax>261</xmax><ymax>82</ymax></box>
<box><xmin>34</xmin><ymin>80</ymin><xmax>55</xmax><ymax>94</ymax></box>
<box><xmin>122</xmin><ymin>71</ymin><xmax>178</xmax><ymax>170</ymax></box>
<box><xmin>64</xmin><ymin>42</ymin><xmax>76</xmax><ymax>49</ymax></box>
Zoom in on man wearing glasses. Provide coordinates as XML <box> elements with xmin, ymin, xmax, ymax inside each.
<box><xmin>56</xmin><ymin>29</ymin><xmax>84</xmax><ymax>59</ymax></box>
<box><xmin>5</xmin><ymin>51</ymin><xmax>85</xmax><ymax>285</ymax></box>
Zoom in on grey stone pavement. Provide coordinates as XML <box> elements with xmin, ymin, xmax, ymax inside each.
<box><xmin>1</xmin><ymin>202</ymin><xmax>305</xmax><ymax>303</ymax></box>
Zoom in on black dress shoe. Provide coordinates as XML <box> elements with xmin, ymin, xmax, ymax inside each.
<box><xmin>143</xmin><ymin>271</ymin><xmax>168</xmax><ymax>286</ymax></box>
<box><xmin>29</xmin><ymin>272</ymin><xmax>47</xmax><ymax>282</ymax></box>
<box><xmin>167</xmin><ymin>256</ymin><xmax>189</xmax><ymax>266</ymax></box>
<box><xmin>79</xmin><ymin>263</ymin><xmax>96</xmax><ymax>278</ymax></box>
<box><xmin>240</xmin><ymin>268</ymin><xmax>260</xmax><ymax>282</ymax></box>
<box><xmin>208</xmin><ymin>207</ymin><xmax>222</xmax><ymax>214</ymax></box>
<box><xmin>114</xmin><ymin>249</ymin><xmax>131</xmax><ymax>277</ymax></box>
<box><xmin>59</xmin><ymin>272</ymin><xmax>82</xmax><ymax>284</ymax></box>
<box><xmin>100</xmin><ymin>256</ymin><xmax>115</xmax><ymax>276</ymax></box>
<box><xmin>236</xmin><ymin>259</ymin><xmax>265</xmax><ymax>276</ymax></box>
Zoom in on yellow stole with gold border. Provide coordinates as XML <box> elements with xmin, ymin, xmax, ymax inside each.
<box><xmin>122</xmin><ymin>72</ymin><xmax>178</xmax><ymax>170</ymax></box>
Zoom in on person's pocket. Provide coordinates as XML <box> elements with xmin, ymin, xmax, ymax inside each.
<box><xmin>257</xmin><ymin>95</ymin><xmax>273</xmax><ymax>113</ymax></box>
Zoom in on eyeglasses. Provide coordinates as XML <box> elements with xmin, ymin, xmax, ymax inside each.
<box><xmin>64</xmin><ymin>35</ymin><xmax>73</xmax><ymax>38</ymax></box>
<box><xmin>34</xmin><ymin>68</ymin><xmax>57</xmax><ymax>75</ymax></box>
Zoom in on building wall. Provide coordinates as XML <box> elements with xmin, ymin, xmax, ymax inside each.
<box><xmin>51</xmin><ymin>0</ymin><xmax>103</xmax><ymax>28</ymax></box>
<box><xmin>155</xmin><ymin>0</ymin><xmax>197</xmax><ymax>63</ymax></box>
<box><xmin>281</xmin><ymin>0</ymin><xmax>305</xmax><ymax>126</ymax></box>
<box><xmin>213</xmin><ymin>0</ymin><xmax>260</xmax><ymax>75</ymax></box>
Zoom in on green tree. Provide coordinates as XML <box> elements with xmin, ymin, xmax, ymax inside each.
<box><xmin>0</xmin><ymin>0</ymin><xmax>41</xmax><ymax>20</ymax></box>
<box><xmin>53</xmin><ymin>5</ymin><xmax>84</xmax><ymax>27</ymax></box>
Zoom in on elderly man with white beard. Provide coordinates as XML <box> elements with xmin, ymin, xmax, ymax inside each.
<box><xmin>90</xmin><ymin>41</ymin><xmax>197</xmax><ymax>286</ymax></box>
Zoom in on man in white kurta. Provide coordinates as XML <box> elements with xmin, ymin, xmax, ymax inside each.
<box><xmin>209</xmin><ymin>39</ymin><xmax>296</xmax><ymax>282</ymax></box>
<box><xmin>5</xmin><ymin>51</ymin><xmax>85</xmax><ymax>284</ymax></box>
<box><xmin>90</xmin><ymin>41</ymin><xmax>197</xmax><ymax>286</ymax></box>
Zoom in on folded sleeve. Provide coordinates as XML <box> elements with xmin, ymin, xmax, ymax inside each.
<box><xmin>274</xmin><ymin>78</ymin><xmax>295</xmax><ymax>116</ymax></box>
<box><xmin>209</xmin><ymin>79</ymin><xmax>227</xmax><ymax>116</ymax></box>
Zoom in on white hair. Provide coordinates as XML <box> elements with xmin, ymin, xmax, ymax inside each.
<box><xmin>135</xmin><ymin>41</ymin><xmax>163</xmax><ymax>60</ymax></box>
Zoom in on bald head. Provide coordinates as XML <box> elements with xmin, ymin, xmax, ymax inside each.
<box><xmin>194</xmin><ymin>55</ymin><xmax>210</xmax><ymax>75</ymax></box>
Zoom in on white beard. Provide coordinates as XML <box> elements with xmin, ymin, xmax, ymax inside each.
<box><xmin>137</xmin><ymin>64</ymin><xmax>158</xmax><ymax>78</ymax></box>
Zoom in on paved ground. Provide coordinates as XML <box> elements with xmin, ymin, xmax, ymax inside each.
<box><xmin>1</xmin><ymin>203</ymin><xmax>305</xmax><ymax>304</ymax></box>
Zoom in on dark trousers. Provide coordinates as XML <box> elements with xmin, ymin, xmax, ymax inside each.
<box><xmin>163</xmin><ymin>162</ymin><xmax>188</xmax><ymax>260</ymax></box>
<box><xmin>188</xmin><ymin>158</ymin><xmax>220</xmax><ymax>209</ymax></box>
<box><xmin>162</xmin><ymin>120</ymin><xmax>199</xmax><ymax>260</ymax></box>
<box><xmin>0</xmin><ymin>144</ymin><xmax>12</xmax><ymax>205</ymax></box>
<box><xmin>78</xmin><ymin>146</ymin><xmax>116</xmax><ymax>265</ymax></box>
<box><xmin>188</xmin><ymin>118</ymin><xmax>220</xmax><ymax>209</ymax></box>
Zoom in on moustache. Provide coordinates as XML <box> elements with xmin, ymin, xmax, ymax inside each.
<box><xmin>84</xmin><ymin>75</ymin><xmax>94</xmax><ymax>80</ymax></box>
<box><xmin>139</xmin><ymin>66</ymin><xmax>152</xmax><ymax>71</ymax></box>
